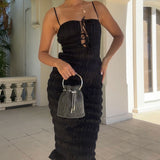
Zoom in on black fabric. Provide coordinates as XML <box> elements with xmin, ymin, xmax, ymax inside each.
<box><xmin>47</xmin><ymin>2</ymin><xmax>103</xmax><ymax>160</ymax></box>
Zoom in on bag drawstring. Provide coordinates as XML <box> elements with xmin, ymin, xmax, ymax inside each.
<box><xmin>71</xmin><ymin>90</ymin><xmax>77</xmax><ymax>113</ymax></box>
<box><xmin>63</xmin><ymin>88</ymin><xmax>77</xmax><ymax>113</ymax></box>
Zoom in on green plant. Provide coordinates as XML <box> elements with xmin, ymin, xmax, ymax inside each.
<box><xmin>0</xmin><ymin>23</ymin><xmax>10</xmax><ymax>77</ymax></box>
<box><xmin>0</xmin><ymin>0</ymin><xmax>14</xmax><ymax>77</ymax></box>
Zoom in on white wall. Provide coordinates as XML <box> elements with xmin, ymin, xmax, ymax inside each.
<box><xmin>100</xmin><ymin>0</ymin><xmax>133</xmax><ymax>124</ymax></box>
<box><xmin>10</xmin><ymin>0</ymin><xmax>52</xmax><ymax>106</ymax></box>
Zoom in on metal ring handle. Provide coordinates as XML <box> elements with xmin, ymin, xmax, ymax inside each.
<box><xmin>62</xmin><ymin>73</ymin><xmax>83</xmax><ymax>90</ymax></box>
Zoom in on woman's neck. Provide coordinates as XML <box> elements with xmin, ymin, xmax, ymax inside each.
<box><xmin>64</xmin><ymin>0</ymin><xmax>85</xmax><ymax>6</ymax></box>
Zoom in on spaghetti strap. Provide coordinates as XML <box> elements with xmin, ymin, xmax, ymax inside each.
<box><xmin>53</xmin><ymin>7</ymin><xmax>60</xmax><ymax>26</ymax></box>
<box><xmin>92</xmin><ymin>1</ymin><xmax>99</xmax><ymax>19</ymax></box>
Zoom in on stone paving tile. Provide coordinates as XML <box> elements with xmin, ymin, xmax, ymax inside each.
<box><xmin>0</xmin><ymin>105</ymin><xmax>160</xmax><ymax>160</ymax></box>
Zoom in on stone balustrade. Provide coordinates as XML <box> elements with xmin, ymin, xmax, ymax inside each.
<box><xmin>0</xmin><ymin>76</ymin><xmax>37</xmax><ymax>110</ymax></box>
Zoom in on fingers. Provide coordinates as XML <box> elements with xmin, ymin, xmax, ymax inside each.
<box><xmin>62</xmin><ymin>70</ymin><xmax>71</xmax><ymax>80</ymax></box>
<box><xmin>102</xmin><ymin>73</ymin><xmax>105</xmax><ymax>84</ymax></box>
<box><xmin>62</xmin><ymin>64</ymin><xmax>77</xmax><ymax>80</ymax></box>
<box><xmin>101</xmin><ymin>71</ymin><xmax>104</xmax><ymax>84</ymax></box>
<box><xmin>63</xmin><ymin>72</ymin><xmax>70</xmax><ymax>80</ymax></box>
<box><xmin>68</xmin><ymin>66</ymin><xmax>77</xmax><ymax>76</ymax></box>
<box><xmin>101</xmin><ymin>60</ymin><xmax>109</xmax><ymax>84</ymax></box>
<box><xmin>101</xmin><ymin>68</ymin><xmax>106</xmax><ymax>84</ymax></box>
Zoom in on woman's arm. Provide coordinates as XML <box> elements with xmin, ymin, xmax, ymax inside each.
<box><xmin>38</xmin><ymin>8</ymin><xmax>76</xmax><ymax>80</ymax></box>
<box><xmin>38</xmin><ymin>8</ymin><xmax>59</xmax><ymax>67</ymax></box>
<box><xmin>94</xmin><ymin>1</ymin><xmax>124</xmax><ymax>83</ymax></box>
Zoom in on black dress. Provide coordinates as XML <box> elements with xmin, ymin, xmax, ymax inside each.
<box><xmin>47</xmin><ymin>1</ymin><xmax>103</xmax><ymax>160</ymax></box>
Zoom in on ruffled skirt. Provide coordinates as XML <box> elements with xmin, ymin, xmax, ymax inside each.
<box><xmin>47</xmin><ymin>66</ymin><xmax>103</xmax><ymax>160</ymax></box>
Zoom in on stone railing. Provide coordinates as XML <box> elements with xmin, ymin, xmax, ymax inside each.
<box><xmin>0</xmin><ymin>76</ymin><xmax>37</xmax><ymax>110</ymax></box>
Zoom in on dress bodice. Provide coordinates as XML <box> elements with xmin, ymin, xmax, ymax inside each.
<box><xmin>57</xmin><ymin>18</ymin><xmax>101</xmax><ymax>59</ymax></box>
<box><xmin>52</xmin><ymin>2</ymin><xmax>103</xmax><ymax>85</ymax></box>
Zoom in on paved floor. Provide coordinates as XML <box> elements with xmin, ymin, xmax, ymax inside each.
<box><xmin>0</xmin><ymin>105</ymin><xmax>160</xmax><ymax>160</ymax></box>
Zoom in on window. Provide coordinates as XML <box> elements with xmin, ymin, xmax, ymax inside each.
<box><xmin>143</xmin><ymin>7</ymin><xmax>152</xmax><ymax>93</ymax></box>
<box><xmin>143</xmin><ymin>7</ymin><xmax>160</xmax><ymax>100</ymax></box>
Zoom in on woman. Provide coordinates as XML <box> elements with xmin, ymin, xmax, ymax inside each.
<box><xmin>38</xmin><ymin>0</ymin><xmax>124</xmax><ymax>160</ymax></box>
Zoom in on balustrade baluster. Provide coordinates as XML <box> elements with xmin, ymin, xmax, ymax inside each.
<box><xmin>14</xmin><ymin>82</ymin><xmax>23</xmax><ymax>102</ymax></box>
<box><xmin>26</xmin><ymin>82</ymin><xmax>33</xmax><ymax>101</ymax></box>
<box><xmin>4</xmin><ymin>83</ymin><xmax>12</xmax><ymax>103</ymax></box>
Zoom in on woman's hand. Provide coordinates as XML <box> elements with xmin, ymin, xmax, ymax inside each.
<box><xmin>100</xmin><ymin>57</ymin><xmax>110</xmax><ymax>84</ymax></box>
<box><xmin>56</xmin><ymin>59</ymin><xmax>77</xmax><ymax>80</ymax></box>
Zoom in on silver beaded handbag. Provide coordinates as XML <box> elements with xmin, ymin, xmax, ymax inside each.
<box><xmin>57</xmin><ymin>73</ymin><xmax>85</xmax><ymax>119</ymax></box>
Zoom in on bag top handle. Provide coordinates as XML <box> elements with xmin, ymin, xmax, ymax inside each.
<box><xmin>62</xmin><ymin>73</ymin><xmax>83</xmax><ymax>90</ymax></box>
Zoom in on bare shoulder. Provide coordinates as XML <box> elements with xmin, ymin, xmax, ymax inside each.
<box><xmin>42</xmin><ymin>7</ymin><xmax>60</xmax><ymax>32</ymax></box>
<box><xmin>92</xmin><ymin>1</ymin><xmax>112</xmax><ymax>22</ymax></box>
<box><xmin>92</xmin><ymin>1</ymin><xmax>110</xmax><ymax>15</ymax></box>
<box><xmin>92</xmin><ymin>0</ymin><xmax>107</xmax><ymax>9</ymax></box>
<box><xmin>44</xmin><ymin>7</ymin><xmax>57</xmax><ymax>23</ymax></box>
